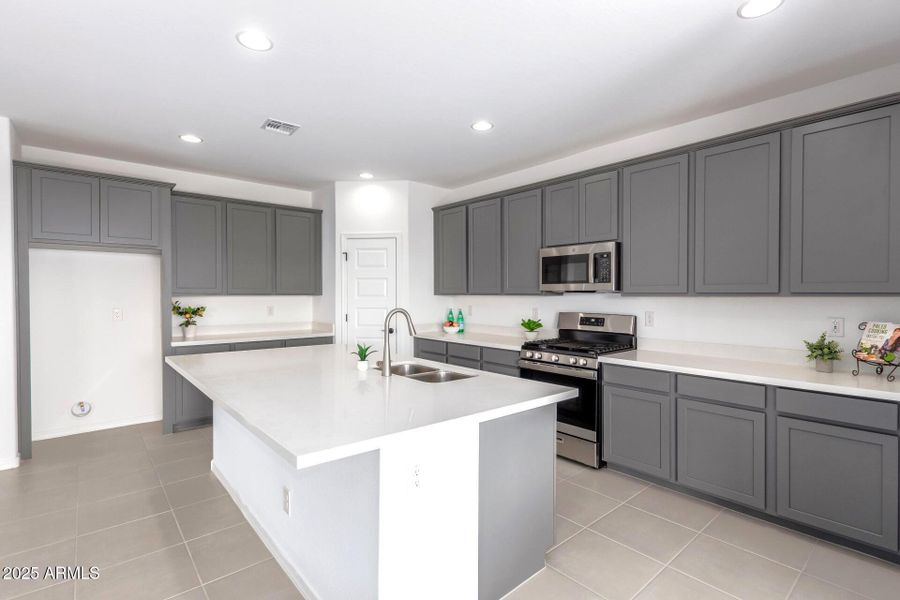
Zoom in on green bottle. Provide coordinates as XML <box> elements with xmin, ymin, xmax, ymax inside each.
<box><xmin>457</xmin><ymin>309</ymin><xmax>465</xmax><ymax>333</ymax></box>
<box><xmin>446</xmin><ymin>308</ymin><xmax>455</xmax><ymax>324</ymax></box>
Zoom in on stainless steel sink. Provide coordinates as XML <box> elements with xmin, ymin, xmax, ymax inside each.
<box><xmin>406</xmin><ymin>370</ymin><xmax>475</xmax><ymax>383</ymax></box>
<box><xmin>377</xmin><ymin>362</ymin><xmax>439</xmax><ymax>376</ymax></box>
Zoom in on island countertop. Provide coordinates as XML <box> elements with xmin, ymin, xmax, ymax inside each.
<box><xmin>165</xmin><ymin>344</ymin><xmax>576</xmax><ymax>469</ymax></box>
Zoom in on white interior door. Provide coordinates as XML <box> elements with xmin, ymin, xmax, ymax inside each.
<box><xmin>344</xmin><ymin>237</ymin><xmax>398</xmax><ymax>354</ymax></box>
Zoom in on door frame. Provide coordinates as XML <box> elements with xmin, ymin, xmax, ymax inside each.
<box><xmin>339</xmin><ymin>233</ymin><xmax>405</xmax><ymax>353</ymax></box>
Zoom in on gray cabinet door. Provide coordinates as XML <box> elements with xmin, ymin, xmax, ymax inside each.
<box><xmin>275</xmin><ymin>209</ymin><xmax>320</xmax><ymax>294</ymax></box>
<box><xmin>285</xmin><ymin>337</ymin><xmax>333</xmax><ymax>347</ymax></box>
<box><xmin>790</xmin><ymin>105</ymin><xmax>900</xmax><ymax>292</ymax></box>
<box><xmin>580</xmin><ymin>171</ymin><xmax>618</xmax><ymax>242</ymax></box>
<box><xmin>776</xmin><ymin>417</ymin><xmax>898</xmax><ymax>550</ymax></box>
<box><xmin>31</xmin><ymin>169</ymin><xmax>100</xmax><ymax>243</ymax></box>
<box><xmin>503</xmin><ymin>189</ymin><xmax>542</xmax><ymax>294</ymax></box>
<box><xmin>227</xmin><ymin>203</ymin><xmax>275</xmax><ymax>294</ymax></box>
<box><xmin>172</xmin><ymin>196</ymin><xmax>224</xmax><ymax>295</ymax></box>
<box><xmin>622</xmin><ymin>154</ymin><xmax>689</xmax><ymax>293</ymax></box>
<box><xmin>695</xmin><ymin>134</ymin><xmax>780</xmax><ymax>293</ymax></box>
<box><xmin>542</xmin><ymin>180</ymin><xmax>579</xmax><ymax>247</ymax></box>
<box><xmin>434</xmin><ymin>205</ymin><xmax>468</xmax><ymax>294</ymax></box>
<box><xmin>100</xmin><ymin>180</ymin><xmax>160</xmax><ymax>247</ymax></box>
<box><xmin>677</xmin><ymin>399</ymin><xmax>766</xmax><ymax>509</ymax></box>
<box><xmin>603</xmin><ymin>385</ymin><xmax>671</xmax><ymax>479</ymax></box>
<box><xmin>232</xmin><ymin>340</ymin><xmax>284</xmax><ymax>351</ymax></box>
<box><xmin>468</xmin><ymin>198</ymin><xmax>503</xmax><ymax>294</ymax></box>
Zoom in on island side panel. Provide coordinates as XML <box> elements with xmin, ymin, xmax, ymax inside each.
<box><xmin>212</xmin><ymin>406</ymin><xmax>379</xmax><ymax>600</ymax></box>
<box><xmin>478</xmin><ymin>404</ymin><xmax>556</xmax><ymax>600</ymax></box>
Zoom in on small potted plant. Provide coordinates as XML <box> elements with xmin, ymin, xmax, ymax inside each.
<box><xmin>804</xmin><ymin>332</ymin><xmax>843</xmax><ymax>373</ymax></box>
<box><xmin>521</xmin><ymin>318</ymin><xmax>543</xmax><ymax>341</ymax></box>
<box><xmin>352</xmin><ymin>343</ymin><xmax>377</xmax><ymax>371</ymax></box>
<box><xmin>172</xmin><ymin>301</ymin><xmax>206</xmax><ymax>340</ymax></box>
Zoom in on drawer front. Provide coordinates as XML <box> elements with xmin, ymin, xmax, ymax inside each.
<box><xmin>173</xmin><ymin>343</ymin><xmax>231</xmax><ymax>356</ymax></box>
<box><xmin>285</xmin><ymin>337</ymin><xmax>333</xmax><ymax>347</ymax></box>
<box><xmin>448</xmin><ymin>342</ymin><xmax>482</xmax><ymax>361</ymax></box>
<box><xmin>447</xmin><ymin>356</ymin><xmax>481</xmax><ymax>370</ymax></box>
<box><xmin>481</xmin><ymin>362</ymin><xmax>520</xmax><ymax>378</ymax></box>
<box><xmin>603</xmin><ymin>364</ymin><xmax>670</xmax><ymax>393</ymax></box>
<box><xmin>776</xmin><ymin>388</ymin><xmax>898</xmax><ymax>432</ymax></box>
<box><xmin>233</xmin><ymin>340</ymin><xmax>284</xmax><ymax>351</ymax></box>
<box><xmin>415</xmin><ymin>338</ymin><xmax>447</xmax><ymax>356</ymax></box>
<box><xmin>416</xmin><ymin>350</ymin><xmax>447</xmax><ymax>364</ymax></box>
<box><xmin>677</xmin><ymin>374</ymin><xmax>765</xmax><ymax>410</ymax></box>
<box><xmin>482</xmin><ymin>347</ymin><xmax>521</xmax><ymax>368</ymax></box>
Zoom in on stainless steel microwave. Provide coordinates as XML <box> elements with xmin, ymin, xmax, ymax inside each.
<box><xmin>539</xmin><ymin>242</ymin><xmax>620</xmax><ymax>293</ymax></box>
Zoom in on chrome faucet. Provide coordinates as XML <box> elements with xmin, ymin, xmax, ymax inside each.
<box><xmin>381</xmin><ymin>308</ymin><xmax>417</xmax><ymax>377</ymax></box>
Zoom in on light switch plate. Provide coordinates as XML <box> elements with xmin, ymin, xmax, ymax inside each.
<box><xmin>282</xmin><ymin>486</ymin><xmax>291</xmax><ymax>515</ymax></box>
<box><xmin>644</xmin><ymin>311</ymin><xmax>655</xmax><ymax>328</ymax></box>
<box><xmin>112</xmin><ymin>308</ymin><xmax>123</xmax><ymax>322</ymax></box>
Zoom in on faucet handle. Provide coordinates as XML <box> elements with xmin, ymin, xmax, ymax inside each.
<box><xmin>381</xmin><ymin>327</ymin><xmax>395</xmax><ymax>334</ymax></box>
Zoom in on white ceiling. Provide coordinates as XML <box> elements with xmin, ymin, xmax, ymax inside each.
<box><xmin>2</xmin><ymin>0</ymin><xmax>900</xmax><ymax>190</ymax></box>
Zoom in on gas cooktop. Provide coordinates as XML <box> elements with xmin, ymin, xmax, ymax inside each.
<box><xmin>518</xmin><ymin>312</ymin><xmax>637</xmax><ymax>370</ymax></box>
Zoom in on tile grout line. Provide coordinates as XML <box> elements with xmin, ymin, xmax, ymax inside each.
<box><xmin>543</xmin><ymin>563</ymin><xmax>613</xmax><ymax>600</ymax></box>
<box><xmin>200</xmin><ymin>556</ymin><xmax>275</xmax><ymax>588</ymax></box>
<box><xmin>783</xmin><ymin>539</ymin><xmax>816</xmax><ymax>600</ymax></box>
<box><xmin>797</xmin><ymin>542</ymin><xmax>881</xmax><ymax>600</ymax></box>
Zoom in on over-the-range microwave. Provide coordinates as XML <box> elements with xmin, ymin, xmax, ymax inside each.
<box><xmin>539</xmin><ymin>241</ymin><xmax>620</xmax><ymax>293</ymax></box>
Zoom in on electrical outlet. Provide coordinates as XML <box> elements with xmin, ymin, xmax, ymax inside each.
<box><xmin>531</xmin><ymin>307</ymin><xmax>539</xmax><ymax>319</ymax></box>
<box><xmin>413</xmin><ymin>464</ymin><xmax>421</xmax><ymax>489</ymax></box>
<box><xmin>267</xmin><ymin>305</ymin><xmax>275</xmax><ymax>317</ymax></box>
<box><xmin>827</xmin><ymin>317</ymin><xmax>845</xmax><ymax>337</ymax></box>
<box><xmin>282</xmin><ymin>486</ymin><xmax>291</xmax><ymax>515</ymax></box>
<box><xmin>112</xmin><ymin>308</ymin><xmax>123</xmax><ymax>322</ymax></box>
<box><xmin>644</xmin><ymin>311</ymin><xmax>655</xmax><ymax>328</ymax></box>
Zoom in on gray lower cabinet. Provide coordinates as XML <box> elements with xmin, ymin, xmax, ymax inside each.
<box><xmin>694</xmin><ymin>133</ymin><xmax>780</xmax><ymax>293</ymax></box>
<box><xmin>434</xmin><ymin>205</ymin><xmax>468</xmax><ymax>294</ymax></box>
<box><xmin>227</xmin><ymin>202</ymin><xmax>275</xmax><ymax>294</ymax></box>
<box><xmin>233</xmin><ymin>340</ymin><xmax>284</xmax><ymax>351</ymax></box>
<box><xmin>602</xmin><ymin>385</ymin><xmax>671</xmax><ymax>479</ymax></box>
<box><xmin>543</xmin><ymin>180</ymin><xmax>580</xmax><ymax>247</ymax></box>
<box><xmin>776</xmin><ymin>416</ymin><xmax>898</xmax><ymax>550</ymax></box>
<box><xmin>172</xmin><ymin>343</ymin><xmax>230</xmax><ymax>428</ymax></box>
<box><xmin>275</xmin><ymin>208</ymin><xmax>321</xmax><ymax>294</ymax></box>
<box><xmin>172</xmin><ymin>195</ymin><xmax>225</xmax><ymax>295</ymax></box>
<box><xmin>790</xmin><ymin>104</ymin><xmax>900</xmax><ymax>293</ymax></box>
<box><xmin>676</xmin><ymin>399</ymin><xmax>766</xmax><ymax>509</ymax></box>
<box><xmin>413</xmin><ymin>339</ymin><xmax>522</xmax><ymax>378</ymax></box>
<box><xmin>503</xmin><ymin>189</ymin><xmax>543</xmax><ymax>294</ymax></box>
<box><xmin>481</xmin><ymin>347</ymin><xmax>520</xmax><ymax>377</ymax></box>
<box><xmin>285</xmin><ymin>337</ymin><xmax>333</xmax><ymax>347</ymax></box>
<box><xmin>622</xmin><ymin>154</ymin><xmax>689</xmax><ymax>293</ymax></box>
<box><xmin>467</xmin><ymin>198</ymin><xmax>503</xmax><ymax>294</ymax></box>
<box><xmin>100</xmin><ymin>180</ymin><xmax>160</xmax><ymax>247</ymax></box>
<box><xmin>580</xmin><ymin>171</ymin><xmax>618</xmax><ymax>243</ymax></box>
<box><xmin>31</xmin><ymin>169</ymin><xmax>101</xmax><ymax>243</ymax></box>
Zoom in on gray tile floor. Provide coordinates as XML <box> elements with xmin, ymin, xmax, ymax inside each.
<box><xmin>506</xmin><ymin>457</ymin><xmax>900</xmax><ymax>600</ymax></box>
<box><xmin>0</xmin><ymin>422</ymin><xmax>302</xmax><ymax>600</ymax></box>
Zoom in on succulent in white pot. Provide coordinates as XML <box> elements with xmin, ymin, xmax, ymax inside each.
<box><xmin>521</xmin><ymin>318</ymin><xmax>543</xmax><ymax>341</ymax></box>
<box><xmin>804</xmin><ymin>332</ymin><xmax>843</xmax><ymax>373</ymax></box>
<box><xmin>352</xmin><ymin>343</ymin><xmax>377</xmax><ymax>371</ymax></box>
<box><xmin>172</xmin><ymin>301</ymin><xmax>206</xmax><ymax>340</ymax></box>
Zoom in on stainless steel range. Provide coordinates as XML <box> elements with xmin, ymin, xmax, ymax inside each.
<box><xmin>518</xmin><ymin>312</ymin><xmax>637</xmax><ymax>468</ymax></box>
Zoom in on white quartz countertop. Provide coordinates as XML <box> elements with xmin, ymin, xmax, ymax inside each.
<box><xmin>414</xmin><ymin>330</ymin><xmax>526</xmax><ymax>352</ymax></box>
<box><xmin>598</xmin><ymin>348</ymin><xmax>900</xmax><ymax>403</ymax></box>
<box><xmin>165</xmin><ymin>345</ymin><xmax>576</xmax><ymax>469</ymax></box>
<box><xmin>171</xmin><ymin>325</ymin><xmax>333</xmax><ymax>347</ymax></box>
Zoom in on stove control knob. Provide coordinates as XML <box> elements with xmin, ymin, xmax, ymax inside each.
<box><xmin>568</xmin><ymin>357</ymin><xmax>577</xmax><ymax>365</ymax></box>
<box><xmin>525</xmin><ymin>351</ymin><xmax>534</xmax><ymax>359</ymax></box>
<box><xmin>579</xmin><ymin>358</ymin><xmax>588</xmax><ymax>366</ymax></box>
<box><xmin>534</xmin><ymin>353</ymin><xmax>543</xmax><ymax>360</ymax></box>
<box><xmin>550</xmin><ymin>355</ymin><xmax>559</xmax><ymax>363</ymax></box>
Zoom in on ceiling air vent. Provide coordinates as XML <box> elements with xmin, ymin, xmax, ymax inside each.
<box><xmin>260</xmin><ymin>118</ymin><xmax>300</xmax><ymax>136</ymax></box>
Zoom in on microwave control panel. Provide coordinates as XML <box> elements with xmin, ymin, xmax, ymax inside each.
<box><xmin>594</xmin><ymin>252</ymin><xmax>612</xmax><ymax>283</ymax></box>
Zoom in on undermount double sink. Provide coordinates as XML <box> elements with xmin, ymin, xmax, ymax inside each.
<box><xmin>378</xmin><ymin>362</ymin><xmax>475</xmax><ymax>383</ymax></box>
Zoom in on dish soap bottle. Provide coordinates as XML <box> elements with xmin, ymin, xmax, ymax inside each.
<box><xmin>456</xmin><ymin>308</ymin><xmax>465</xmax><ymax>333</ymax></box>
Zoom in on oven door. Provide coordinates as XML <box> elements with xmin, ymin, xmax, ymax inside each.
<box><xmin>518</xmin><ymin>360</ymin><xmax>599</xmax><ymax>441</ymax></box>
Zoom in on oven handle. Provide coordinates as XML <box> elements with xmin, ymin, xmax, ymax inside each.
<box><xmin>518</xmin><ymin>360</ymin><xmax>598</xmax><ymax>380</ymax></box>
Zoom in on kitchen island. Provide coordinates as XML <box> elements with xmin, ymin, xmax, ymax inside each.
<box><xmin>165</xmin><ymin>344</ymin><xmax>576</xmax><ymax>600</ymax></box>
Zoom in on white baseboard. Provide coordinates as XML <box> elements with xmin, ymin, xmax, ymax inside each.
<box><xmin>31</xmin><ymin>413</ymin><xmax>163</xmax><ymax>441</ymax></box>
<box><xmin>0</xmin><ymin>455</ymin><xmax>21</xmax><ymax>471</ymax></box>
<box><xmin>211</xmin><ymin>461</ymin><xmax>320</xmax><ymax>600</ymax></box>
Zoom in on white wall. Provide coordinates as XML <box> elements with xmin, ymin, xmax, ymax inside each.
<box><xmin>29</xmin><ymin>249</ymin><xmax>162</xmax><ymax>440</ymax></box>
<box><xmin>171</xmin><ymin>295</ymin><xmax>314</xmax><ymax>333</ymax></box>
<box><xmin>408</xmin><ymin>182</ymin><xmax>450</xmax><ymax>325</ymax></box>
<box><xmin>311</xmin><ymin>184</ymin><xmax>336</xmax><ymax>324</ymax></box>
<box><xmin>0</xmin><ymin>117</ymin><xmax>19</xmax><ymax>469</ymax></box>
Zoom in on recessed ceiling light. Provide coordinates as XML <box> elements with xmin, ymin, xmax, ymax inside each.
<box><xmin>179</xmin><ymin>134</ymin><xmax>203</xmax><ymax>144</ymax></box>
<box><xmin>236</xmin><ymin>30</ymin><xmax>273</xmax><ymax>51</ymax></box>
<box><xmin>359</xmin><ymin>172</ymin><xmax>374</xmax><ymax>180</ymax></box>
<box><xmin>471</xmin><ymin>120</ymin><xmax>494</xmax><ymax>132</ymax></box>
<box><xmin>737</xmin><ymin>0</ymin><xmax>784</xmax><ymax>18</ymax></box>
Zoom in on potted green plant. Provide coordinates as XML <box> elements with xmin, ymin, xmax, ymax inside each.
<box><xmin>352</xmin><ymin>343</ymin><xmax>377</xmax><ymax>371</ymax></box>
<box><xmin>804</xmin><ymin>332</ymin><xmax>843</xmax><ymax>373</ymax></box>
<box><xmin>172</xmin><ymin>301</ymin><xmax>206</xmax><ymax>340</ymax></box>
<box><xmin>521</xmin><ymin>318</ymin><xmax>543</xmax><ymax>341</ymax></box>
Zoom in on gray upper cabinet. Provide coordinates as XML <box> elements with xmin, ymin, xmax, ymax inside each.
<box><xmin>580</xmin><ymin>171</ymin><xmax>618</xmax><ymax>243</ymax></box>
<box><xmin>777</xmin><ymin>416</ymin><xmax>898</xmax><ymax>550</ymax></box>
<box><xmin>275</xmin><ymin>209</ymin><xmax>321</xmax><ymax>295</ymax></box>
<box><xmin>790</xmin><ymin>105</ymin><xmax>900</xmax><ymax>293</ymax></box>
<box><xmin>543</xmin><ymin>180</ymin><xmax>580</xmax><ymax>247</ymax></box>
<box><xmin>227</xmin><ymin>202</ymin><xmax>275</xmax><ymax>294</ymax></box>
<box><xmin>602</xmin><ymin>384</ymin><xmax>671</xmax><ymax>479</ymax></box>
<box><xmin>434</xmin><ymin>205</ymin><xmax>468</xmax><ymax>294</ymax></box>
<box><xmin>100</xmin><ymin>180</ymin><xmax>160</xmax><ymax>247</ymax></box>
<box><xmin>622</xmin><ymin>154</ymin><xmax>689</xmax><ymax>293</ymax></box>
<box><xmin>172</xmin><ymin>195</ymin><xmax>225</xmax><ymax>295</ymax></box>
<box><xmin>31</xmin><ymin>169</ymin><xmax>100</xmax><ymax>243</ymax></box>
<box><xmin>677</xmin><ymin>399</ymin><xmax>766</xmax><ymax>509</ymax></box>
<box><xmin>468</xmin><ymin>198</ymin><xmax>503</xmax><ymax>294</ymax></box>
<box><xmin>695</xmin><ymin>134</ymin><xmax>780</xmax><ymax>293</ymax></box>
<box><xmin>503</xmin><ymin>189</ymin><xmax>543</xmax><ymax>294</ymax></box>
